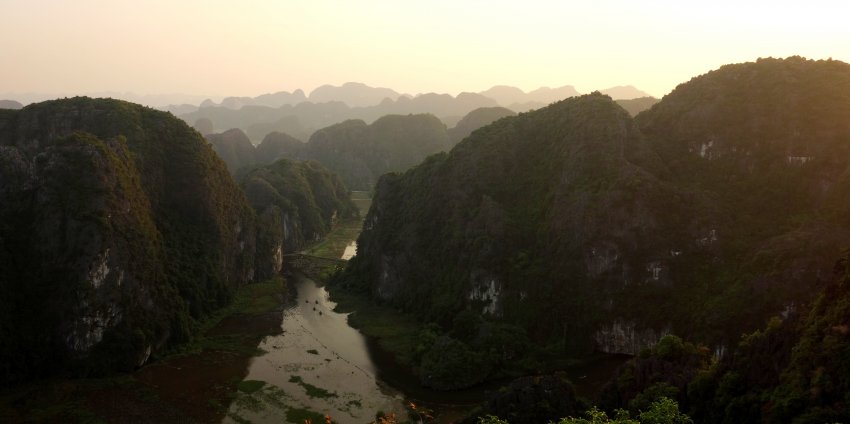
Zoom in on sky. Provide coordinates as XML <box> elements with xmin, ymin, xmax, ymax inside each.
<box><xmin>1</xmin><ymin>0</ymin><xmax>848</xmax><ymax>104</ymax></box>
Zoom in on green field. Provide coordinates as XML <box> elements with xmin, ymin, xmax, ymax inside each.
<box><xmin>304</xmin><ymin>191</ymin><xmax>371</xmax><ymax>259</ymax></box>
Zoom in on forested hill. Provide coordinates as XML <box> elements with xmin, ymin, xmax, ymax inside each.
<box><xmin>297</xmin><ymin>114</ymin><xmax>450</xmax><ymax>191</ymax></box>
<box><xmin>0</xmin><ymin>98</ymin><xmax>261</xmax><ymax>383</ymax></box>
<box><xmin>205</xmin><ymin>108</ymin><xmax>513</xmax><ymax>193</ymax></box>
<box><xmin>348</xmin><ymin>93</ymin><xmax>692</xmax><ymax>365</ymax></box>
<box><xmin>600</xmin><ymin>251</ymin><xmax>850</xmax><ymax>423</ymax></box>
<box><xmin>342</xmin><ymin>57</ymin><xmax>850</xmax><ymax>389</ymax></box>
<box><xmin>240</xmin><ymin>158</ymin><xmax>358</xmax><ymax>279</ymax></box>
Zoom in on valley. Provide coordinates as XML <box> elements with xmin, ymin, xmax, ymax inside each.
<box><xmin>3</xmin><ymin>56</ymin><xmax>850</xmax><ymax>423</ymax></box>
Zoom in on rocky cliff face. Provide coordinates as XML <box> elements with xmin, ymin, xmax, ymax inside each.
<box><xmin>0</xmin><ymin>97</ymin><xmax>258</xmax><ymax>383</ymax></box>
<box><xmin>240</xmin><ymin>158</ymin><xmax>357</xmax><ymax>277</ymax></box>
<box><xmin>349</xmin><ymin>93</ymin><xmax>693</xmax><ymax>352</ymax></box>
<box><xmin>346</xmin><ymin>57</ymin><xmax>850</xmax><ymax>358</ymax></box>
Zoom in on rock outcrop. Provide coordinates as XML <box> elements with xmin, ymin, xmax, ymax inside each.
<box><xmin>345</xmin><ymin>57</ymin><xmax>850</xmax><ymax>361</ymax></box>
<box><xmin>240</xmin><ymin>158</ymin><xmax>357</xmax><ymax>271</ymax></box>
<box><xmin>0</xmin><ymin>97</ymin><xmax>258</xmax><ymax>383</ymax></box>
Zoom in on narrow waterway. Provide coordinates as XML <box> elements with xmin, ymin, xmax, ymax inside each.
<box><xmin>224</xmin><ymin>191</ymin><xmax>629</xmax><ymax>423</ymax></box>
<box><xmin>341</xmin><ymin>241</ymin><xmax>357</xmax><ymax>260</ymax></box>
<box><xmin>224</xmin><ymin>273</ymin><xmax>406</xmax><ymax>424</ymax></box>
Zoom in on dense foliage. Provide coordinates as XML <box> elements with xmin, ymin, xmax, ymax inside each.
<box><xmin>476</xmin><ymin>397</ymin><xmax>691</xmax><ymax>424</ymax></box>
<box><xmin>341</xmin><ymin>57</ymin><xmax>850</xmax><ymax>390</ymax></box>
<box><xmin>239</xmin><ymin>158</ymin><xmax>357</xmax><ymax>269</ymax></box>
<box><xmin>0</xmin><ymin>98</ymin><xmax>258</xmax><ymax>383</ymax></box>
<box><xmin>600</xmin><ymin>251</ymin><xmax>850</xmax><ymax>423</ymax></box>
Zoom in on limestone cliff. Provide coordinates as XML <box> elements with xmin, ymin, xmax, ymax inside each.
<box><xmin>0</xmin><ymin>97</ymin><xmax>258</xmax><ymax>383</ymax></box>
<box><xmin>348</xmin><ymin>93</ymin><xmax>695</xmax><ymax>355</ymax></box>
<box><xmin>346</xmin><ymin>57</ymin><xmax>850</xmax><ymax>361</ymax></box>
<box><xmin>240</xmin><ymin>158</ymin><xmax>357</xmax><ymax>275</ymax></box>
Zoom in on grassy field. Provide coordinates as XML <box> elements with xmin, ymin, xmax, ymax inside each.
<box><xmin>304</xmin><ymin>191</ymin><xmax>371</xmax><ymax>260</ymax></box>
<box><xmin>328</xmin><ymin>288</ymin><xmax>422</xmax><ymax>368</ymax></box>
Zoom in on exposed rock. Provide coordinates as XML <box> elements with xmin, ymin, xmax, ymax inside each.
<box><xmin>0</xmin><ymin>97</ymin><xmax>257</xmax><ymax>383</ymax></box>
<box><xmin>240</xmin><ymin>158</ymin><xmax>357</xmax><ymax>259</ymax></box>
<box><xmin>594</xmin><ymin>320</ymin><xmax>670</xmax><ymax>355</ymax></box>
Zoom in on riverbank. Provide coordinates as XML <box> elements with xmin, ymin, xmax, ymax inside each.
<box><xmin>223</xmin><ymin>273</ymin><xmax>409</xmax><ymax>424</ymax></box>
<box><xmin>304</xmin><ymin>191</ymin><xmax>371</xmax><ymax>260</ymax></box>
<box><xmin>0</xmin><ymin>278</ymin><xmax>287</xmax><ymax>423</ymax></box>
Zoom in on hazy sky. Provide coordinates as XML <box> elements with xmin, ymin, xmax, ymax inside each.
<box><xmin>2</xmin><ymin>0</ymin><xmax>848</xmax><ymax>101</ymax></box>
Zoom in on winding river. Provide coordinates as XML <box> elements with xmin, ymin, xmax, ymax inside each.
<box><xmin>224</xmin><ymin>272</ymin><xmax>407</xmax><ymax>423</ymax></box>
<box><xmin>224</xmin><ymin>237</ymin><xmax>628</xmax><ymax>423</ymax></box>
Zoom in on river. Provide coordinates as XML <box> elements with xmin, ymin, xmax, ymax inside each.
<box><xmin>224</xmin><ymin>272</ymin><xmax>406</xmax><ymax>424</ymax></box>
<box><xmin>224</xmin><ymin>213</ymin><xmax>629</xmax><ymax>423</ymax></box>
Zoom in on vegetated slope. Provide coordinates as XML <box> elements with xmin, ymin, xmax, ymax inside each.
<box><xmin>342</xmin><ymin>57</ymin><xmax>850</xmax><ymax>389</ymax></box>
<box><xmin>206</xmin><ymin>128</ymin><xmax>258</xmax><ymax>173</ymax></box>
<box><xmin>0</xmin><ymin>98</ymin><xmax>259</xmax><ymax>384</ymax></box>
<box><xmin>448</xmin><ymin>107</ymin><xmax>516</xmax><ymax>145</ymax></box>
<box><xmin>636</xmin><ymin>56</ymin><xmax>850</xmax><ymax>340</ymax></box>
<box><xmin>206</xmin><ymin>129</ymin><xmax>307</xmax><ymax>174</ymax></box>
<box><xmin>346</xmin><ymin>94</ymin><xmax>700</xmax><ymax>378</ymax></box>
<box><xmin>205</xmin><ymin>114</ymin><xmax>449</xmax><ymax>191</ymax></box>
<box><xmin>601</xmin><ymin>251</ymin><xmax>850</xmax><ymax>423</ymax></box>
<box><xmin>240</xmin><ymin>158</ymin><xmax>357</xmax><ymax>277</ymax></box>
<box><xmin>255</xmin><ymin>131</ymin><xmax>305</xmax><ymax>165</ymax></box>
<box><xmin>299</xmin><ymin>114</ymin><xmax>450</xmax><ymax>190</ymax></box>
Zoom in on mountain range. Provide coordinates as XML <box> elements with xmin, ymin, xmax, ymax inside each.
<box><xmin>342</xmin><ymin>57</ymin><xmax>850</xmax><ymax>395</ymax></box>
<box><xmin>0</xmin><ymin>98</ymin><xmax>352</xmax><ymax>384</ymax></box>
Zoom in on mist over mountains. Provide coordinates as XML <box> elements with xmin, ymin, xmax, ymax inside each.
<box><xmin>169</xmin><ymin>82</ymin><xmax>655</xmax><ymax>143</ymax></box>
<box><xmin>175</xmin><ymin>82</ymin><xmax>651</xmax><ymax>113</ymax></box>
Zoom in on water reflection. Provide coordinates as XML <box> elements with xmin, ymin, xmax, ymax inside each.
<box><xmin>341</xmin><ymin>241</ymin><xmax>357</xmax><ymax>260</ymax></box>
<box><xmin>224</xmin><ymin>274</ymin><xmax>405</xmax><ymax>424</ymax></box>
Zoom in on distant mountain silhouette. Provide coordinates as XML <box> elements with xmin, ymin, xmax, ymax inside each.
<box><xmin>174</xmin><ymin>82</ymin><xmax>651</xmax><ymax>140</ymax></box>
<box><xmin>163</xmin><ymin>103</ymin><xmax>199</xmax><ymax>115</ymax></box>
<box><xmin>615</xmin><ymin>96</ymin><xmax>660</xmax><ymax>116</ymax></box>
<box><xmin>478</xmin><ymin>85</ymin><xmax>580</xmax><ymax>109</ymax></box>
<box><xmin>308</xmin><ymin>82</ymin><xmax>400</xmax><ymax>107</ymax></box>
<box><xmin>599</xmin><ymin>85</ymin><xmax>651</xmax><ymax>99</ymax></box>
<box><xmin>526</xmin><ymin>85</ymin><xmax>583</xmax><ymax>103</ymax></box>
<box><xmin>0</xmin><ymin>100</ymin><xmax>23</xmax><ymax>109</ymax></box>
<box><xmin>255</xmin><ymin>132</ymin><xmax>305</xmax><ymax>165</ymax></box>
<box><xmin>297</xmin><ymin>114</ymin><xmax>450</xmax><ymax>190</ymax></box>
<box><xmin>179</xmin><ymin>92</ymin><xmax>497</xmax><ymax>142</ymax></box>
<box><xmin>478</xmin><ymin>85</ymin><xmax>529</xmax><ymax>106</ymax></box>
<box><xmin>193</xmin><ymin>89</ymin><xmax>307</xmax><ymax>111</ymax></box>
<box><xmin>252</xmin><ymin>89</ymin><xmax>308</xmax><ymax>107</ymax></box>
<box><xmin>205</xmin><ymin>128</ymin><xmax>258</xmax><ymax>173</ymax></box>
<box><xmin>448</xmin><ymin>107</ymin><xmax>516</xmax><ymax>144</ymax></box>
